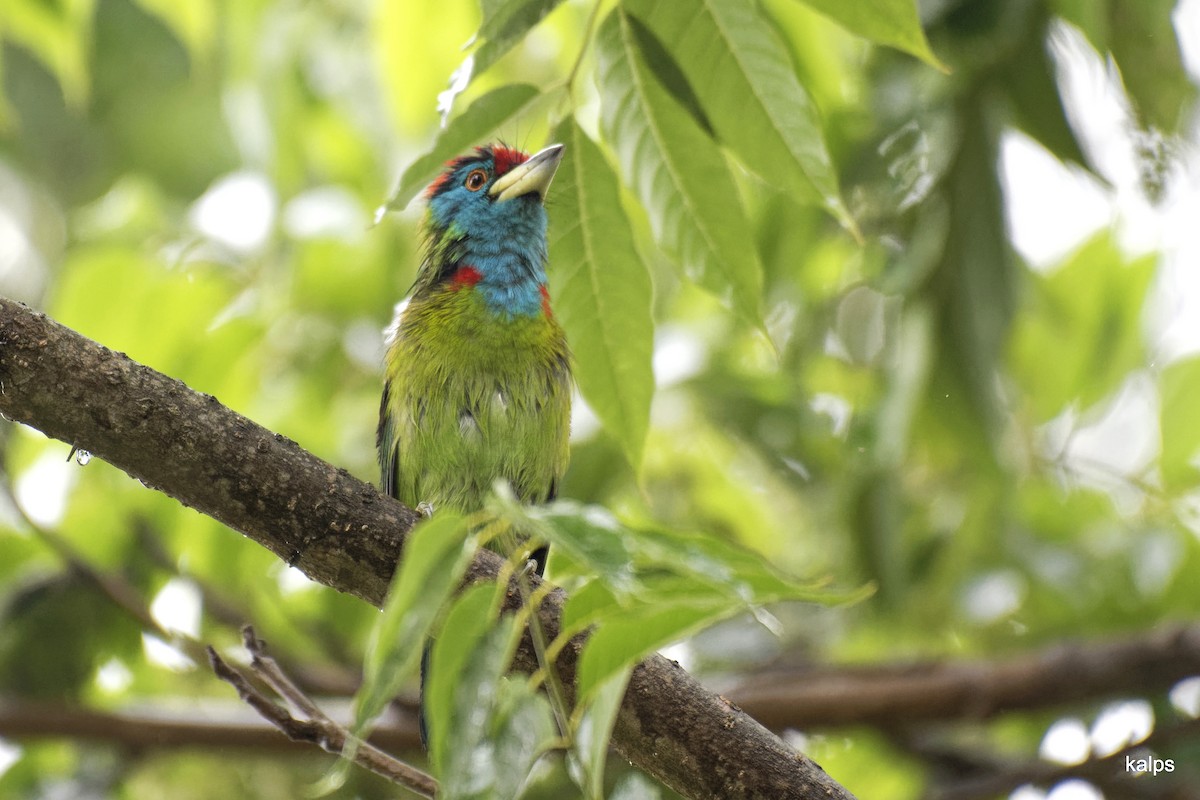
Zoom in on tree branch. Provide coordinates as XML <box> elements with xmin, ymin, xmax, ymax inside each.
<box><xmin>207</xmin><ymin>627</ymin><xmax>436</xmax><ymax>798</ymax></box>
<box><xmin>0</xmin><ymin>695</ymin><xmax>419</xmax><ymax>752</ymax></box>
<box><xmin>731</xmin><ymin>621</ymin><xmax>1200</xmax><ymax>729</ymax></box>
<box><xmin>0</xmin><ymin>297</ymin><xmax>855</xmax><ymax>800</ymax></box>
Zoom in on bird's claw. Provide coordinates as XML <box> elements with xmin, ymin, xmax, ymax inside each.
<box><xmin>417</xmin><ymin>501</ymin><xmax>435</xmax><ymax>518</ymax></box>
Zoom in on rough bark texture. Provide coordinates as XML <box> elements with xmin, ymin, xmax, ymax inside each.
<box><xmin>0</xmin><ymin>297</ymin><xmax>855</xmax><ymax>800</ymax></box>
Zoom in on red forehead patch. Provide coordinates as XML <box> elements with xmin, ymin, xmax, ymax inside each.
<box><xmin>491</xmin><ymin>146</ymin><xmax>529</xmax><ymax>177</ymax></box>
<box><xmin>424</xmin><ymin>145</ymin><xmax>530</xmax><ymax>199</ymax></box>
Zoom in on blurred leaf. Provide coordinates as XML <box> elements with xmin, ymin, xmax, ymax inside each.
<box><xmin>90</xmin><ymin>0</ymin><xmax>236</xmax><ymax>198</ymax></box>
<box><xmin>131</xmin><ymin>0</ymin><xmax>216</xmax><ymax>60</ymax></box>
<box><xmin>930</xmin><ymin>96</ymin><xmax>1016</xmax><ymax>439</ymax></box>
<box><xmin>0</xmin><ymin>44</ymin><xmax>13</xmax><ymax>127</ymax></box>
<box><xmin>0</xmin><ymin>0</ymin><xmax>93</xmax><ymax>106</ymax></box>
<box><xmin>471</xmin><ymin>0</ymin><xmax>566</xmax><ymax>78</ymax></box>
<box><xmin>548</xmin><ymin>119</ymin><xmax>653</xmax><ymax>471</ymax></box>
<box><xmin>53</xmin><ymin>249</ymin><xmax>259</xmax><ymax>397</ymax></box>
<box><xmin>1009</xmin><ymin>233</ymin><xmax>1154</xmax><ymax>420</ymax></box>
<box><xmin>0</xmin><ymin>573</ymin><xmax>140</xmax><ymax>699</ymax></box>
<box><xmin>622</xmin><ymin>0</ymin><xmax>856</xmax><ymax>234</ymax></box>
<box><xmin>875</xmin><ymin>303</ymin><xmax>933</xmax><ymax>467</ymax></box>
<box><xmin>1160</xmin><ymin>357</ymin><xmax>1200</xmax><ymax>493</ymax></box>
<box><xmin>352</xmin><ymin>512</ymin><xmax>475</xmax><ymax>737</ymax></box>
<box><xmin>384</xmin><ymin>83</ymin><xmax>542</xmax><ymax>212</ymax></box>
<box><xmin>1000</xmin><ymin>15</ymin><xmax>1089</xmax><ymax>170</ymax></box>
<box><xmin>794</xmin><ymin>0</ymin><xmax>944</xmax><ymax>69</ymax></box>
<box><xmin>596</xmin><ymin>9</ymin><xmax>764</xmax><ymax>328</ymax></box>
<box><xmin>1107</xmin><ymin>0</ymin><xmax>1194</xmax><ymax>136</ymax></box>
<box><xmin>1049</xmin><ymin>0</ymin><xmax>1108</xmax><ymax>52</ymax></box>
<box><xmin>375</xmin><ymin>0</ymin><xmax>481</xmax><ymax>129</ymax></box>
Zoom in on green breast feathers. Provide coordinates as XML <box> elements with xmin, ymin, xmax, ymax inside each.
<box><xmin>379</xmin><ymin>283</ymin><xmax>572</xmax><ymax>515</ymax></box>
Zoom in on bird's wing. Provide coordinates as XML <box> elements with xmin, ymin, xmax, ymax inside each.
<box><xmin>377</xmin><ymin>378</ymin><xmax>398</xmax><ymax>498</ymax></box>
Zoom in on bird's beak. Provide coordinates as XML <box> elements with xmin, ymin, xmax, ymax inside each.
<box><xmin>489</xmin><ymin>144</ymin><xmax>564</xmax><ymax>203</ymax></box>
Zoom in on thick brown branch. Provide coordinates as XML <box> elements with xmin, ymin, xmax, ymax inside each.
<box><xmin>732</xmin><ymin>622</ymin><xmax>1200</xmax><ymax>729</ymax></box>
<box><xmin>0</xmin><ymin>297</ymin><xmax>854</xmax><ymax>800</ymax></box>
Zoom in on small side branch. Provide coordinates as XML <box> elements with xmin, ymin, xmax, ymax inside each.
<box><xmin>207</xmin><ymin>626</ymin><xmax>436</xmax><ymax>798</ymax></box>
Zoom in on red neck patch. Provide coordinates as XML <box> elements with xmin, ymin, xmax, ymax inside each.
<box><xmin>539</xmin><ymin>285</ymin><xmax>553</xmax><ymax>318</ymax></box>
<box><xmin>450</xmin><ymin>265</ymin><xmax>483</xmax><ymax>289</ymax></box>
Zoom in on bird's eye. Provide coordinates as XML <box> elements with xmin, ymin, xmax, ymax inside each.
<box><xmin>464</xmin><ymin>169</ymin><xmax>488</xmax><ymax>191</ymax></box>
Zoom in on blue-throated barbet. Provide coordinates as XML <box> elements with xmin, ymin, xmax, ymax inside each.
<box><xmin>378</xmin><ymin>143</ymin><xmax>571</xmax><ymax>572</ymax></box>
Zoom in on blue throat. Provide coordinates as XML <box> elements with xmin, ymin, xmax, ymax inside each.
<box><xmin>472</xmin><ymin>246</ymin><xmax>547</xmax><ymax>317</ymax></box>
<box><xmin>431</xmin><ymin>192</ymin><xmax>550</xmax><ymax>318</ymax></box>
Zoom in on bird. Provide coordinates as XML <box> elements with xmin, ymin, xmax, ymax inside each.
<box><xmin>377</xmin><ymin>142</ymin><xmax>571</xmax><ymax>743</ymax></box>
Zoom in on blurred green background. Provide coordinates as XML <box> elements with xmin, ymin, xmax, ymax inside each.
<box><xmin>2</xmin><ymin>0</ymin><xmax>1200</xmax><ymax>797</ymax></box>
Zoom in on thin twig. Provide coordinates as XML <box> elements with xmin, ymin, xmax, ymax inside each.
<box><xmin>208</xmin><ymin>629</ymin><xmax>437</xmax><ymax>798</ymax></box>
<box><xmin>242</xmin><ymin>626</ymin><xmax>328</xmax><ymax>722</ymax></box>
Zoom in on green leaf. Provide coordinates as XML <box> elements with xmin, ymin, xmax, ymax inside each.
<box><xmin>548</xmin><ymin>119</ymin><xmax>654</xmax><ymax>471</ymax></box>
<box><xmin>383</xmin><ymin>83</ymin><xmax>542</xmax><ymax>212</ymax></box>
<box><xmin>630</xmin><ymin>525</ymin><xmax>851</xmax><ymax>605</ymax></box>
<box><xmin>504</xmin><ymin>501</ymin><xmax>641</xmax><ymax>599</ymax></box>
<box><xmin>1160</xmin><ymin>357</ymin><xmax>1200</xmax><ymax>493</ymax></box>
<box><xmin>595</xmin><ymin>9</ymin><xmax>765</xmax><ymax>328</ymax></box>
<box><xmin>577</xmin><ymin>598</ymin><xmax>728</xmax><ymax>704</ymax></box>
<box><xmin>482</xmin><ymin>681</ymin><xmax>558</xmax><ymax>799</ymax></box>
<box><xmin>352</xmin><ymin>512</ymin><xmax>476</xmax><ymax>736</ymax></box>
<box><xmin>622</xmin><ymin>0</ymin><xmax>855</xmax><ymax>233</ymax></box>
<box><xmin>426</xmin><ymin>582</ymin><xmax>501</xmax><ymax>770</ymax></box>
<box><xmin>499</xmin><ymin>498</ymin><xmax>863</xmax><ymax>611</ymax></box>
<box><xmin>429</xmin><ymin>587</ymin><xmax>556</xmax><ymax>800</ymax></box>
<box><xmin>562</xmin><ymin>580</ymin><xmax>621</xmax><ymax>634</ymax></box>
<box><xmin>794</xmin><ymin>0</ymin><xmax>944</xmax><ymax>70</ymax></box>
<box><xmin>1009</xmin><ymin>233</ymin><xmax>1154</xmax><ymax>421</ymax></box>
<box><xmin>471</xmin><ymin>0</ymin><xmax>567</xmax><ymax>78</ymax></box>
<box><xmin>570</xmin><ymin>669</ymin><xmax>631</xmax><ymax>799</ymax></box>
